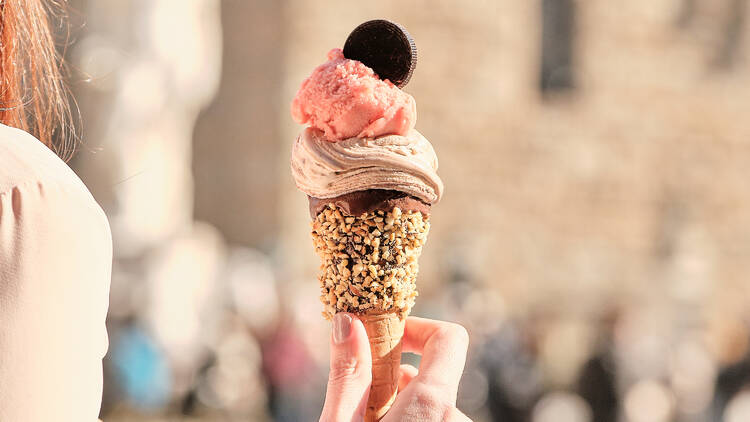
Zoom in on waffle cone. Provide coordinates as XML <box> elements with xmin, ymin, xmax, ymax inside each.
<box><xmin>310</xmin><ymin>202</ymin><xmax>430</xmax><ymax>419</ymax></box>
<box><xmin>359</xmin><ymin>311</ymin><xmax>406</xmax><ymax>421</ymax></box>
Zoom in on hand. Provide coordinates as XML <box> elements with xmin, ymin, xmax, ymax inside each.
<box><xmin>319</xmin><ymin>313</ymin><xmax>471</xmax><ymax>422</ymax></box>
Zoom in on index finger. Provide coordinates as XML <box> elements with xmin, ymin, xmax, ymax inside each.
<box><xmin>402</xmin><ymin>317</ymin><xmax>469</xmax><ymax>398</ymax></box>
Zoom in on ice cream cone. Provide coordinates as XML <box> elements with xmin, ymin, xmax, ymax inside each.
<box><xmin>309</xmin><ymin>191</ymin><xmax>430</xmax><ymax>419</ymax></box>
<box><xmin>360</xmin><ymin>311</ymin><xmax>405</xmax><ymax>421</ymax></box>
<box><xmin>289</xmin><ymin>24</ymin><xmax>442</xmax><ymax>421</ymax></box>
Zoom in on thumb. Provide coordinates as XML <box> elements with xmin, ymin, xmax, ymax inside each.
<box><xmin>320</xmin><ymin>313</ymin><xmax>372</xmax><ymax>422</ymax></box>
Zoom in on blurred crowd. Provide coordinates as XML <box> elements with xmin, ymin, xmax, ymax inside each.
<box><xmin>97</xmin><ymin>247</ymin><xmax>750</xmax><ymax>422</ymax></box>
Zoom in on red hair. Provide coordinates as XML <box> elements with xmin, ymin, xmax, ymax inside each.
<box><xmin>0</xmin><ymin>0</ymin><xmax>75</xmax><ymax>161</ymax></box>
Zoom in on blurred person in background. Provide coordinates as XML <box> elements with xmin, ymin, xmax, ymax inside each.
<box><xmin>0</xmin><ymin>0</ymin><xmax>112</xmax><ymax>421</ymax></box>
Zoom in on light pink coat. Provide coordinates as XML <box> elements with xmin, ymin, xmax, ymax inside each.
<box><xmin>0</xmin><ymin>124</ymin><xmax>111</xmax><ymax>421</ymax></box>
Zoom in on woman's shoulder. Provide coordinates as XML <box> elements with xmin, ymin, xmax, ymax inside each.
<box><xmin>0</xmin><ymin>124</ymin><xmax>89</xmax><ymax>194</ymax></box>
<box><xmin>0</xmin><ymin>123</ymin><xmax>108</xmax><ymax>225</ymax></box>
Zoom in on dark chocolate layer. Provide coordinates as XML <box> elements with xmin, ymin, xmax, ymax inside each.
<box><xmin>308</xmin><ymin>189</ymin><xmax>430</xmax><ymax>218</ymax></box>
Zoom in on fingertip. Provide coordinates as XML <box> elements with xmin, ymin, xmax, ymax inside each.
<box><xmin>398</xmin><ymin>364</ymin><xmax>418</xmax><ymax>392</ymax></box>
<box><xmin>400</xmin><ymin>363</ymin><xmax>418</xmax><ymax>377</ymax></box>
<box><xmin>332</xmin><ymin>313</ymin><xmax>354</xmax><ymax>345</ymax></box>
<box><xmin>346</xmin><ymin>314</ymin><xmax>369</xmax><ymax>342</ymax></box>
<box><xmin>441</xmin><ymin>322</ymin><xmax>469</xmax><ymax>353</ymax></box>
<box><xmin>402</xmin><ymin>317</ymin><xmax>469</xmax><ymax>354</ymax></box>
<box><xmin>350</xmin><ymin>314</ymin><xmax>367</xmax><ymax>335</ymax></box>
<box><xmin>400</xmin><ymin>317</ymin><xmax>469</xmax><ymax>398</ymax></box>
<box><xmin>329</xmin><ymin>313</ymin><xmax>371</xmax><ymax>363</ymax></box>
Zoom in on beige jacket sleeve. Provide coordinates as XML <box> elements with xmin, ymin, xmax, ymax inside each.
<box><xmin>0</xmin><ymin>130</ymin><xmax>112</xmax><ymax>421</ymax></box>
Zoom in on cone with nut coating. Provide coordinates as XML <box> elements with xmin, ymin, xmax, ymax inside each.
<box><xmin>310</xmin><ymin>196</ymin><xmax>430</xmax><ymax>420</ymax></box>
<box><xmin>310</xmin><ymin>202</ymin><xmax>429</xmax><ymax>321</ymax></box>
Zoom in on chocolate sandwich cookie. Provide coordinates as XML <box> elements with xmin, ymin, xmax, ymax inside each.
<box><xmin>343</xmin><ymin>19</ymin><xmax>417</xmax><ymax>88</ymax></box>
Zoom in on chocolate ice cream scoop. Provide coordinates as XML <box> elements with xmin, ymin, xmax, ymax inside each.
<box><xmin>308</xmin><ymin>189</ymin><xmax>430</xmax><ymax>218</ymax></box>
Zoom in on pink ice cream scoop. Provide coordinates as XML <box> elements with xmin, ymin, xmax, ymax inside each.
<box><xmin>290</xmin><ymin>48</ymin><xmax>416</xmax><ymax>141</ymax></box>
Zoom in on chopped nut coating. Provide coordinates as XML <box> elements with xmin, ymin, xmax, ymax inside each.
<box><xmin>311</xmin><ymin>204</ymin><xmax>429</xmax><ymax>320</ymax></box>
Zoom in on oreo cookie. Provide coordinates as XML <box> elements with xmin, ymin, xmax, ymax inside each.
<box><xmin>343</xmin><ymin>19</ymin><xmax>417</xmax><ymax>88</ymax></box>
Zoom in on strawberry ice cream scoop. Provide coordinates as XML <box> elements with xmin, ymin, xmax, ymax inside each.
<box><xmin>290</xmin><ymin>48</ymin><xmax>416</xmax><ymax>141</ymax></box>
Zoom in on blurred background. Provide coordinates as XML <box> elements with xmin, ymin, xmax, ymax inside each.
<box><xmin>60</xmin><ymin>0</ymin><xmax>750</xmax><ymax>421</ymax></box>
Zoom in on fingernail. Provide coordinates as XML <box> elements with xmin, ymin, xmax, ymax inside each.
<box><xmin>333</xmin><ymin>313</ymin><xmax>353</xmax><ymax>344</ymax></box>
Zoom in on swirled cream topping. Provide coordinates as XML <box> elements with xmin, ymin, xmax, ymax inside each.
<box><xmin>291</xmin><ymin>127</ymin><xmax>443</xmax><ymax>204</ymax></box>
